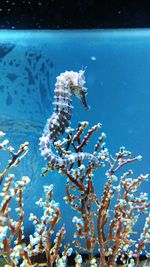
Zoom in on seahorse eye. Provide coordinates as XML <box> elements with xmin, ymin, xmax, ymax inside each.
<box><xmin>82</xmin><ymin>87</ymin><xmax>87</xmax><ymax>94</ymax></box>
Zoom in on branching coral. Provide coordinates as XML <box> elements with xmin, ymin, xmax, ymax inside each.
<box><xmin>0</xmin><ymin>130</ymin><xmax>29</xmax><ymax>186</ymax></box>
<box><xmin>0</xmin><ymin>124</ymin><xmax>150</xmax><ymax>267</ymax></box>
<box><xmin>0</xmin><ymin>132</ymin><xmax>72</xmax><ymax>267</ymax></box>
<box><xmin>42</xmin><ymin>121</ymin><xmax>150</xmax><ymax>267</ymax></box>
<box><xmin>28</xmin><ymin>184</ymin><xmax>71</xmax><ymax>267</ymax></box>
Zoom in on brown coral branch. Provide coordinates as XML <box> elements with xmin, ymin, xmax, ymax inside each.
<box><xmin>0</xmin><ymin>142</ymin><xmax>29</xmax><ymax>185</ymax></box>
<box><xmin>76</xmin><ymin>123</ymin><xmax>101</xmax><ymax>152</ymax></box>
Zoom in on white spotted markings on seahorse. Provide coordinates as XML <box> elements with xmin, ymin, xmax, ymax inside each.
<box><xmin>39</xmin><ymin>70</ymin><xmax>99</xmax><ymax>167</ymax></box>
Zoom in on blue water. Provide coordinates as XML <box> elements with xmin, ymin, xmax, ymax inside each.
<box><xmin>0</xmin><ymin>30</ymin><xmax>150</xmax><ymax>251</ymax></box>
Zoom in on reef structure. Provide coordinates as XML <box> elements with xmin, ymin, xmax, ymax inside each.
<box><xmin>39</xmin><ymin>70</ymin><xmax>100</xmax><ymax>167</ymax></box>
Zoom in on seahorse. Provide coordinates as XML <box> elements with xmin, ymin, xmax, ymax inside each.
<box><xmin>39</xmin><ymin>70</ymin><xmax>99</xmax><ymax>167</ymax></box>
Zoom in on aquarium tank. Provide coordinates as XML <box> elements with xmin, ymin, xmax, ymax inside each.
<box><xmin>0</xmin><ymin>30</ymin><xmax>150</xmax><ymax>267</ymax></box>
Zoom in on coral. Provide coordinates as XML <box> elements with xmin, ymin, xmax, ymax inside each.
<box><xmin>0</xmin><ymin>132</ymin><xmax>72</xmax><ymax>267</ymax></box>
<box><xmin>43</xmin><ymin>120</ymin><xmax>150</xmax><ymax>267</ymax></box>
<box><xmin>0</xmin><ymin>71</ymin><xmax>150</xmax><ymax>267</ymax></box>
<box><xmin>0</xmin><ymin>130</ymin><xmax>29</xmax><ymax>186</ymax></box>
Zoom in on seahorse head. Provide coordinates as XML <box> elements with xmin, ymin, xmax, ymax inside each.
<box><xmin>56</xmin><ymin>70</ymin><xmax>90</xmax><ymax>110</ymax></box>
<box><xmin>68</xmin><ymin>70</ymin><xmax>90</xmax><ymax>110</ymax></box>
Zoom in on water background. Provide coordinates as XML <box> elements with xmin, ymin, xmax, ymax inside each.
<box><xmin>0</xmin><ymin>30</ymin><xmax>150</xmax><ymax>250</ymax></box>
